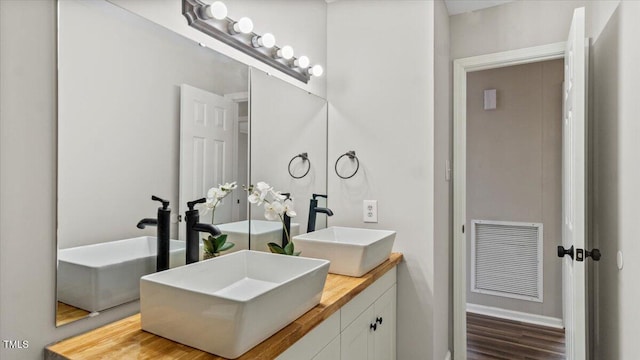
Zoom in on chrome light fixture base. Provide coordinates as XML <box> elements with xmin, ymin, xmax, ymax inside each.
<box><xmin>183</xmin><ymin>0</ymin><xmax>311</xmax><ymax>83</ymax></box>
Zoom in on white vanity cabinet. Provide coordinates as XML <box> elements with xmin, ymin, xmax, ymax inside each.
<box><xmin>277</xmin><ymin>267</ymin><xmax>397</xmax><ymax>360</ymax></box>
<box><xmin>341</xmin><ymin>285</ymin><xmax>397</xmax><ymax>360</ymax></box>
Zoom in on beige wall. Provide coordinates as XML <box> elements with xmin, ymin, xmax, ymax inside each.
<box><xmin>466</xmin><ymin>60</ymin><xmax>564</xmax><ymax>319</ymax></box>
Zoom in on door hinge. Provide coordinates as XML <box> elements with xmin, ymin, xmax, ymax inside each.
<box><xmin>177</xmin><ymin>214</ymin><xmax>182</xmax><ymax>222</ymax></box>
<box><xmin>462</xmin><ymin>225</ymin><xmax>465</xmax><ymax>233</ymax></box>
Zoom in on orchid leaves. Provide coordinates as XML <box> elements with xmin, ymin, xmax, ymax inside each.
<box><xmin>203</xmin><ymin>234</ymin><xmax>234</xmax><ymax>256</ymax></box>
<box><xmin>267</xmin><ymin>241</ymin><xmax>301</xmax><ymax>256</ymax></box>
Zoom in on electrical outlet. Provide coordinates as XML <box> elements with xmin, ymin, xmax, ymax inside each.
<box><xmin>363</xmin><ymin>200</ymin><xmax>378</xmax><ymax>223</ymax></box>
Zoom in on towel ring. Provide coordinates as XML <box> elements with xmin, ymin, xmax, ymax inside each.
<box><xmin>288</xmin><ymin>152</ymin><xmax>311</xmax><ymax>179</ymax></box>
<box><xmin>335</xmin><ymin>151</ymin><xmax>359</xmax><ymax>179</ymax></box>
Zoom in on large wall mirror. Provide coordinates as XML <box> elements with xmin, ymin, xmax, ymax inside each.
<box><xmin>56</xmin><ymin>0</ymin><xmax>328</xmax><ymax>327</ymax></box>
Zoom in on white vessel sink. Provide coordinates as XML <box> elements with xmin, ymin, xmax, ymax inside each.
<box><xmin>140</xmin><ymin>250</ymin><xmax>329</xmax><ymax>359</ymax></box>
<box><xmin>217</xmin><ymin>220</ymin><xmax>300</xmax><ymax>253</ymax></box>
<box><xmin>57</xmin><ymin>237</ymin><xmax>188</xmax><ymax>312</ymax></box>
<box><xmin>293</xmin><ymin>227</ymin><xmax>396</xmax><ymax>277</ymax></box>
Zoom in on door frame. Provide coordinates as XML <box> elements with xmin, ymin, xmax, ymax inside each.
<box><xmin>452</xmin><ymin>42</ymin><xmax>566</xmax><ymax>359</ymax></box>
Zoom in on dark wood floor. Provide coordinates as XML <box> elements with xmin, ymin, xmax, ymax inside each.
<box><xmin>467</xmin><ymin>312</ymin><xmax>566</xmax><ymax>360</ymax></box>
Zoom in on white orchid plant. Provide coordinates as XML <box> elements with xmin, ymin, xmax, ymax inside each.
<box><xmin>245</xmin><ymin>181</ymin><xmax>300</xmax><ymax>256</ymax></box>
<box><xmin>201</xmin><ymin>181</ymin><xmax>237</xmax><ymax>257</ymax></box>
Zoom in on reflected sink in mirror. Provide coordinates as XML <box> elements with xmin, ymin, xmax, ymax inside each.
<box><xmin>218</xmin><ymin>220</ymin><xmax>300</xmax><ymax>253</ymax></box>
<box><xmin>293</xmin><ymin>227</ymin><xmax>396</xmax><ymax>277</ymax></box>
<box><xmin>57</xmin><ymin>236</ymin><xmax>191</xmax><ymax>314</ymax></box>
<box><xmin>140</xmin><ymin>250</ymin><xmax>329</xmax><ymax>359</ymax></box>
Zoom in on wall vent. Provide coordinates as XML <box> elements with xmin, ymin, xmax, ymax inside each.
<box><xmin>471</xmin><ymin>220</ymin><xmax>543</xmax><ymax>302</ymax></box>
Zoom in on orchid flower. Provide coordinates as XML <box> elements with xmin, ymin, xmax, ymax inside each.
<box><xmin>202</xmin><ymin>181</ymin><xmax>237</xmax><ymax>223</ymax></box>
<box><xmin>245</xmin><ymin>182</ymin><xmax>301</xmax><ymax>256</ymax></box>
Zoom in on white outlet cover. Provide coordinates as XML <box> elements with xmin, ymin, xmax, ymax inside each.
<box><xmin>363</xmin><ymin>200</ymin><xmax>378</xmax><ymax>223</ymax></box>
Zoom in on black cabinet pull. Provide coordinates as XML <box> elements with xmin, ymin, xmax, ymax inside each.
<box><xmin>370</xmin><ymin>323</ymin><xmax>377</xmax><ymax>331</ymax></box>
<box><xmin>376</xmin><ymin>317</ymin><xmax>383</xmax><ymax>325</ymax></box>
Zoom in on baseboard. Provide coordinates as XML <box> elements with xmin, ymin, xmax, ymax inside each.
<box><xmin>466</xmin><ymin>303</ymin><xmax>564</xmax><ymax>329</ymax></box>
<box><xmin>444</xmin><ymin>350</ymin><xmax>451</xmax><ymax>360</ymax></box>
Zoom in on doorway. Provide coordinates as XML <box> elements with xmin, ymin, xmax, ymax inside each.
<box><xmin>464</xmin><ymin>59</ymin><xmax>565</xmax><ymax>359</ymax></box>
<box><xmin>452</xmin><ymin>9</ymin><xmax>592</xmax><ymax>356</ymax></box>
<box><xmin>453</xmin><ymin>35</ymin><xmax>587</xmax><ymax>360</ymax></box>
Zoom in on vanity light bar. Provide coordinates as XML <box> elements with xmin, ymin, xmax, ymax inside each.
<box><xmin>183</xmin><ymin>0</ymin><xmax>323</xmax><ymax>83</ymax></box>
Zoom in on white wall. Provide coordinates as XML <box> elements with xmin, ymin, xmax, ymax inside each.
<box><xmin>450</xmin><ymin>0</ymin><xmax>586</xmax><ymax>59</ymax></box>
<box><xmin>58</xmin><ymin>0</ymin><xmax>248</xmax><ymax>248</ymax></box>
<box><xmin>327</xmin><ymin>1</ymin><xmax>438</xmax><ymax>359</ymax></box>
<box><xmin>433</xmin><ymin>0</ymin><xmax>452</xmax><ymax>357</ymax></box>
<box><xmin>250</xmin><ymin>69</ymin><xmax>328</xmax><ymax>234</ymax></box>
<box><xmin>0</xmin><ymin>1</ymin><xmax>327</xmax><ymax>359</ymax></box>
<box><xmin>590</xmin><ymin>1</ymin><xmax>640</xmax><ymax>358</ymax></box>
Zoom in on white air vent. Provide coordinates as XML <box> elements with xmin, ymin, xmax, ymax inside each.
<box><xmin>471</xmin><ymin>220</ymin><xmax>543</xmax><ymax>302</ymax></box>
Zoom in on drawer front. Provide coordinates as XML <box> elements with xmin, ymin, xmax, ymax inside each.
<box><xmin>276</xmin><ymin>311</ymin><xmax>340</xmax><ymax>360</ymax></box>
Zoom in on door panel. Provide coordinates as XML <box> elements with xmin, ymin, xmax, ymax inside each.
<box><xmin>179</xmin><ymin>84</ymin><xmax>238</xmax><ymax>238</ymax></box>
<box><xmin>341</xmin><ymin>305</ymin><xmax>375</xmax><ymax>360</ymax></box>
<box><xmin>562</xmin><ymin>7</ymin><xmax>587</xmax><ymax>360</ymax></box>
<box><xmin>374</xmin><ymin>284</ymin><xmax>396</xmax><ymax>360</ymax></box>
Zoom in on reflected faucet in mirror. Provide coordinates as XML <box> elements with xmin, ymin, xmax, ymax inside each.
<box><xmin>281</xmin><ymin>193</ymin><xmax>292</xmax><ymax>247</ymax></box>
<box><xmin>185</xmin><ymin>198</ymin><xmax>222</xmax><ymax>264</ymax></box>
<box><xmin>137</xmin><ymin>196</ymin><xmax>171</xmax><ymax>272</ymax></box>
<box><xmin>307</xmin><ymin>194</ymin><xmax>333</xmax><ymax>233</ymax></box>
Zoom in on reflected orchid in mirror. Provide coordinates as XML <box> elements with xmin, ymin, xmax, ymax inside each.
<box><xmin>202</xmin><ymin>181</ymin><xmax>237</xmax><ymax>258</ymax></box>
<box><xmin>203</xmin><ymin>181</ymin><xmax>237</xmax><ymax>224</ymax></box>
<box><xmin>245</xmin><ymin>182</ymin><xmax>300</xmax><ymax>255</ymax></box>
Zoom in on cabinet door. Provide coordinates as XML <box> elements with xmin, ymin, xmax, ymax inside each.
<box><xmin>313</xmin><ymin>335</ymin><xmax>340</xmax><ymax>360</ymax></box>
<box><xmin>341</xmin><ymin>305</ymin><xmax>375</xmax><ymax>360</ymax></box>
<box><xmin>374</xmin><ymin>284</ymin><xmax>396</xmax><ymax>360</ymax></box>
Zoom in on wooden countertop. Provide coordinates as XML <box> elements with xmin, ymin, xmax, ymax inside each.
<box><xmin>46</xmin><ymin>253</ymin><xmax>403</xmax><ymax>360</ymax></box>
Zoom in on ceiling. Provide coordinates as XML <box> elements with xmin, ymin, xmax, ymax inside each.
<box><xmin>444</xmin><ymin>0</ymin><xmax>516</xmax><ymax>16</ymax></box>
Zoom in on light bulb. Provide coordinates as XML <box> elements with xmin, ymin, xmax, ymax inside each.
<box><xmin>229</xmin><ymin>17</ymin><xmax>253</xmax><ymax>34</ymax></box>
<box><xmin>294</xmin><ymin>55</ymin><xmax>310</xmax><ymax>68</ymax></box>
<box><xmin>309</xmin><ymin>64</ymin><xmax>324</xmax><ymax>77</ymax></box>
<box><xmin>276</xmin><ymin>45</ymin><xmax>294</xmax><ymax>60</ymax></box>
<box><xmin>251</xmin><ymin>33</ymin><xmax>276</xmax><ymax>49</ymax></box>
<box><xmin>203</xmin><ymin>1</ymin><xmax>227</xmax><ymax>20</ymax></box>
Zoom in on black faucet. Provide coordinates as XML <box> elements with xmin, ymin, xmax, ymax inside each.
<box><xmin>185</xmin><ymin>198</ymin><xmax>221</xmax><ymax>264</ymax></box>
<box><xmin>307</xmin><ymin>194</ymin><xmax>333</xmax><ymax>233</ymax></box>
<box><xmin>137</xmin><ymin>195</ymin><xmax>171</xmax><ymax>272</ymax></box>
<box><xmin>281</xmin><ymin>193</ymin><xmax>292</xmax><ymax>247</ymax></box>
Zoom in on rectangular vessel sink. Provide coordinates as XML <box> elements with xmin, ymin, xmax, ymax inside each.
<box><xmin>57</xmin><ymin>236</ymin><xmax>187</xmax><ymax>312</ymax></box>
<box><xmin>293</xmin><ymin>227</ymin><xmax>396</xmax><ymax>277</ymax></box>
<box><xmin>140</xmin><ymin>250</ymin><xmax>329</xmax><ymax>359</ymax></box>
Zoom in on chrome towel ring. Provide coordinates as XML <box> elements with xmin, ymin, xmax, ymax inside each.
<box><xmin>335</xmin><ymin>150</ymin><xmax>359</xmax><ymax>179</ymax></box>
<box><xmin>288</xmin><ymin>152</ymin><xmax>311</xmax><ymax>179</ymax></box>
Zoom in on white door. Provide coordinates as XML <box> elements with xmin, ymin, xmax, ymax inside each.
<box><xmin>179</xmin><ymin>84</ymin><xmax>238</xmax><ymax>239</ymax></box>
<box><xmin>562</xmin><ymin>7</ymin><xmax>588</xmax><ymax>360</ymax></box>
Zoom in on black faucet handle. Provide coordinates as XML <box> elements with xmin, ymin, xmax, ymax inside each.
<box><xmin>152</xmin><ymin>195</ymin><xmax>170</xmax><ymax>210</ymax></box>
<box><xmin>187</xmin><ymin>197</ymin><xmax>207</xmax><ymax>211</ymax></box>
<box><xmin>312</xmin><ymin>194</ymin><xmax>328</xmax><ymax>200</ymax></box>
